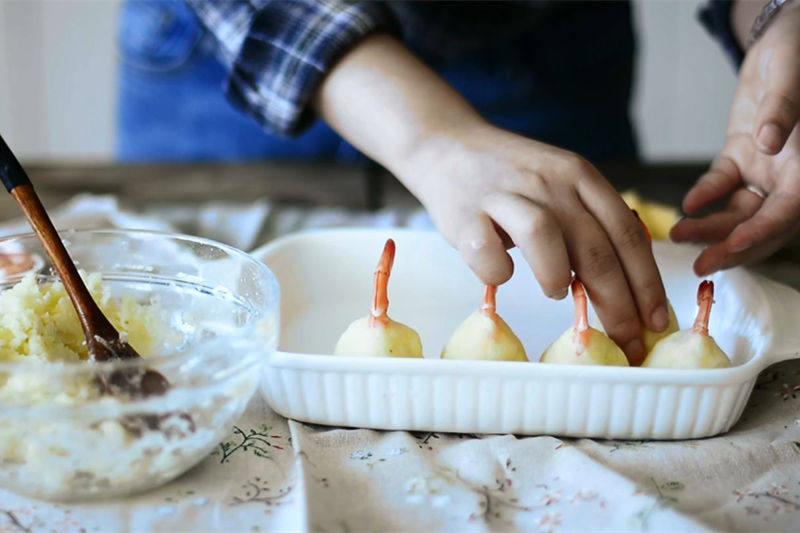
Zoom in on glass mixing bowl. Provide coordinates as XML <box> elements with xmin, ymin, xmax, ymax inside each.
<box><xmin>0</xmin><ymin>229</ymin><xmax>279</xmax><ymax>501</ymax></box>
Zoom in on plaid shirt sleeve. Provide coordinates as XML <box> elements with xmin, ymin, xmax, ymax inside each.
<box><xmin>186</xmin><ymin>0</ymin><xmax>396</xmax><ymax>137</ymax></box>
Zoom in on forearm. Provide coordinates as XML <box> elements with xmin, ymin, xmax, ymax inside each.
<box><xmin>312</xmin><ymin>33</ymin><xmax>486</xmax><ymax>177</ymax></box>
<box><xmin>732</xmin><ymin>0</ymin><xmax>765</xmax><ymax>47</ymax></box>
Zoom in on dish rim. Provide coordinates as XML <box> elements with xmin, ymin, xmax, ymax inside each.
<box><xmin>255</xmin><ymin>227</ymin><xmax>799</xmax><ymax>382</ymax></box>
<box><xmin>267</xmin><ymin>350</ymin><xmax>770</xmax><ymax>385</ymax></box>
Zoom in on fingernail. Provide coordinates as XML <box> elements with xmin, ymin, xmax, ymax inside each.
<box><xmin>549</xmin><ymin>287</ymin><xmax>568</xmax><ymax>300</ymax></box>
<box><xmin>651</xmin><ymin>305</ymin><xmax>669</xmax><ymax>331</ymax></box>
<box><xmin>729</xmin><ymin>240</ymin><xmax>752</xmax><ymax>253</ymax></box>
<box><xmin>624</xmin><ymin>338</ymin><xmax>645</xmax><ymax>362</ymax></box>
<box><xmin>757</xmin><ymin>123</ymin><xmax>783</xmax><ymax>153</ymax></box>
<box><xmin>694</xmin><ymin>264</ymin><xmax>716</xmax><ymax>277</ymax></box>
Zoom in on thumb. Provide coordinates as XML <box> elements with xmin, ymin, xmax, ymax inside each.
<box><xmin>752</xmin><ymin>47</ymin><xmax>800</xmax><ymax>154</ymax></box>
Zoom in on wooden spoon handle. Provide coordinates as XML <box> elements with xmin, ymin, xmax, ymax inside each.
<box><xmin>0</xmin><ymin>134</ymin><xmax>30</xmax><ymax>192</ymax></box>
<box><xmin>11</xmin><ymin>184</ymin><xmax>118</xmax><ymax>340</ymax></box>
<box><xmin>0</xmin><ymin>133</ymin><xmax>115</xmax><ymax>339</ymax></box>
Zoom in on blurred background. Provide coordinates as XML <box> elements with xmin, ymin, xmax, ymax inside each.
<box><xmin>3</xmin><ymin>1</ymin><xmax>800</xmax><ymax>289</ymax></box>
<box><xmin>0</xmin><ymin>0</ymin><xmax>736</xmax><ymax>163</ymax></box>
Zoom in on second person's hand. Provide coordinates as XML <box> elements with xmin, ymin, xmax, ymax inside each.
<box><xmin>672</xmin><ymin>2</ymin><xmax>800</xmax><ymax>274</ymax></box>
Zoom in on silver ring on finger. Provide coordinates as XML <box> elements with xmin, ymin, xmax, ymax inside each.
<box><xmin>745</xmin><ymin>183</ymin><xmax>767</xmax><ymax>200</ymax></box>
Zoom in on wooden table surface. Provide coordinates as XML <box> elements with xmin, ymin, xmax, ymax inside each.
<box><xmin>0</xmin><ymin>161</ymin><xmax>379</xmax><ymax>220</ymax></box>
<box><xmin>2</xmin><ymin>160</ymin><xmax>799</xmax><ymax>281</ymax></box>
<box><xmin>0</xmin><ymin>160</ymin><xmax>704</xmax><ymax>219</ymax></box>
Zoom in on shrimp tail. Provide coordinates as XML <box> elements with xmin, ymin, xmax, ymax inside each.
<box><xmin>369</xmin><ymin>239</ymin><xmax>395</xmax><ymax>326</ymax></box>
<box><xmin>480</xmin><ymin>284</ymin><xmax>498</xmax><ymax>319</ymax></box>
<box><xmin>571</xmin><ymin>278</ymin><xmax>590</xmax><ymax>351</ymax></box>
<box><xmin>0</xmin><ymin>252</ymin><xmax>35</xmax><ymax>275</ymax></box>
<box><xmin>692</xmin><ymin>280</ymin><xmax>714</xmax><ymax>336</ymax></box>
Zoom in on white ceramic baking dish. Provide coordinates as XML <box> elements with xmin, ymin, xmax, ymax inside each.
<box><xmin>253</xmin><ymin>229</ymin><xmax>800</xmax><ymax>440</ymax></box>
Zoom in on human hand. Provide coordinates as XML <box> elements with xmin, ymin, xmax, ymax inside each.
<box><xmin>672</xmin><ymin>3</ymin><xmax>800</xmax><ymax>275</ymax></box>
<box><xmin>399</xmin><ymin>124</ymin><xmax>669</xmax><ymax>363</ymax></box>
<box><xmin>314</xmin><ymin>33</ymin><xmax>668</xmax><ymax>362</ymax></box>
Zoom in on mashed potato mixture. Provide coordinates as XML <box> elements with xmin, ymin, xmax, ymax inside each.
<box><xmin>0</xmin><ymin>256</ymin><xmax>265</xmax><ymax>500</ymax></box>
<box><xmin>0</xmin><ymin>272</ymin><xmax>162</xmax><ymax>363</ymax></box>
<box><xmin>0</xmin><ymin>273</ymin><xmax>169</xmax><ymax>405</ymax></box>
<box><xmin>0</xmin><ymin>273</ymin><xmax>217</xmax><ymax>500</ymax></box>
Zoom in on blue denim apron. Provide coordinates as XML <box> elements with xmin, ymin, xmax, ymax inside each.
<box><xmin>116</xmin><ymin>1</ymin><xmax>637</xmax><ymax>162</ymax></box>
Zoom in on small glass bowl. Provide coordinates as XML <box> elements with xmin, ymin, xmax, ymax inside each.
<box><xmin>0</xmin><ymin>229</ymin><xmax>279</xmax><ymax>501</ymax></box>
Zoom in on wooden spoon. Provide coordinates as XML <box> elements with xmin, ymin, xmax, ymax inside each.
<box><xmin>0</xmin><ymin>133</ymin><xmax>168</xmax><ymax>398</ymax></box>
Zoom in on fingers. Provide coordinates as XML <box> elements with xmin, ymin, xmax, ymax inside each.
<box><xmin>753</xmin><ymin>65</ymin><xmax>800</xmax><ymax>154</ymax></box>
<box><xmin>559</xmin><ymin>207</ymin><xmax>645</xmax><ymax>364</ymax></box>
<box><xmin>577</xmin><ymin>172</ymin><xmax>669</xmax><ymax>334</ymax></box>
<box><xmin>483</xmin><ymin>194</ymin><xmax>572</xmax><ymax>299</ymax></box>
<box><xmin>685</xmin><ymin>187</ymin><xmax>800</xmax><ymax>276</ymax></box>
<box><xmin>671</xmin><ymin>187</ymin><xmax>763</xmax><ymax>244</ymax></box>
<box><xmin>682</xmin><ymin>155</ymin><xmax>743</xmax><ymax>214</ymax></box>
<box><xmin>693</xmin><ymin>226</ymin><xmax>797</xmax><ymax>276</ymax></box>
<box><xmin>456</xmin><ymin>213</ymin><xmax>514</xmax><ymax>286</ymax></box>
<box><xmin>725</xmin><ymin>188</ymin><xmax>800</xmax><ymax>253</ymax></box>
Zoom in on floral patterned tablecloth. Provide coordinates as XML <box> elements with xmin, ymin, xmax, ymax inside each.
<box><xmin>1</xmin><ymin>196</ymin><xmax>799</xmax><ymax>532</ymax></box>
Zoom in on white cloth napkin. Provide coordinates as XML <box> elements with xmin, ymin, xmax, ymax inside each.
<box><xmin>1</xmin><ymin>195</ymin><xmax>799</xmax><ymax>532</ymax></box>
